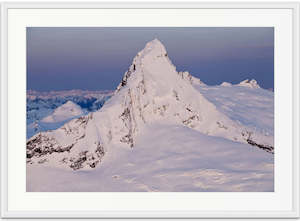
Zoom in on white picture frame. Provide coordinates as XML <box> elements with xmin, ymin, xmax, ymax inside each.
<box><xmin>1</xmin><ymin>1</ymin><xmax>299</xmax><ymax>219</ymax></box>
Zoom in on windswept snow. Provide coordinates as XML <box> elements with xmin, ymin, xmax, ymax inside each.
<box><xmin>27</xmin><ymin>124</ymin><xmax>273</xmax><ymax>192</ymax></box>
<box><xmin>27</xmin><ymin>39</ymin><xmax>274</xmax><ymax>192</ymax></box>
<box><xmin>195</xmin><ymin>84</ymin><xmax>273</xmax><ymax>136</ymax></box>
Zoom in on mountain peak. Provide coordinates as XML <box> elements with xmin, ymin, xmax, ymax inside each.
<box><xmin>134</xmin><ymin>38</ymin><xmax>168</xmax><ymax>62</ymax></box>
<box><xmin>238</xmin><ymin>79</ymin><xmax>260</xmax><ymax>89</ymax></box>
<box><xmin>143</xmin><ymin>38</ymin><xmax>166</xmax><ymax>54</ymax></box>
<box><xmin>64</xmin><ymin>100</ymin><xmax>77</xmax><ymax>107</ymax></box>
<box><xmin>221</xmin><ymin>82</ymin><xmax>232</xmax><ymax>87</ymax></box>
<box><xmin>115</xmin><ymin>39</ymin><xmax>173</xmax><ymax>92</ymax></box>
<box><xmin>41</xmin><ymin>101</ymin><xmax>83</xmax><ymax>123</ymax></box>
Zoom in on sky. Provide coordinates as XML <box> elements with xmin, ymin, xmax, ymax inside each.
<box><xmin>27</xmin><ymin>27</ymin><xmax>274</xmax><ymax>91</ymax></box>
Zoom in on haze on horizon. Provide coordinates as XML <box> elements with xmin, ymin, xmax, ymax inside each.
<box><xmin>27</xmin><ymin>27</ymin><xmax>274</xmax><ymax>91</ymax></box>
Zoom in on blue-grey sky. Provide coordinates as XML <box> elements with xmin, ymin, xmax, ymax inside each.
<box><xmin>27</xmin><ymin>27</ymin><xmax>274</xmax><ymax>91</ymax></box>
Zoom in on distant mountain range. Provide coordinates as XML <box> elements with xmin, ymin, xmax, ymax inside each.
<box><xmin>26</xmin><ymin>89</ymin><xmax>113</xmax><ymax>138</ymax></box>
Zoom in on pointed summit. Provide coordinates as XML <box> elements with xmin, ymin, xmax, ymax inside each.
<box><xmin>140</xmin><ymin>38</ymin><xmax>167</xmax><ymax>58</ymax></box>
<box><xmin>146</xmin><ymin>38</ymin><xmax>164</xmax><ymax>46</ymax></box>
<box><xmin>115</xmin><ymin>38</ymin><xmax>174</xmax><ymax>93</ymax></box>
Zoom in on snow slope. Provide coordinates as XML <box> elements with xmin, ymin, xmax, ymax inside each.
<box><xmin>27</xmin><ymin>124</ymin><xmax>273</xmax><ymax>192</ymax></box>
<box><xmin>195</xmin><ymin>84</ymin><xmax>274</xmax><ymax>136</ymax></box>
<box><xmin>27</xmin><ymin>39</ymin><xmax>274</xmax><ymax>191</ymax></box>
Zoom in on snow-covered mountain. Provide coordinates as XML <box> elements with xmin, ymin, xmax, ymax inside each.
<box><xmin>220</xmin><ymin>82</ymin><xmax>232</xmax><ymax>87</ymax></box>
<box><xmin>27</xmin><ymin>39</ymin><xmax>274</xmax><ymax>191</ymax></box>
<box><xmin>27</xmin><ymin>101</ymin><xmax>86</xmax><ymax>139</ymax></box>
<box><xmin>238</xmin><ymin>79</ymin><xmax>261</xmax><ymax>88</ymax></box>
<box><xmin>41</xmin><ymin>101</ymin><xmax>84</xmax><ymax>123</ymax></box>
<box><xmin>27</xmin><ymin>89</ymin><xmax>113</xmax><ymax>124</ymax></box>
<box><xmin>26</xmin><ymin>90</ymin><xmax>113</xmax><ymax>138</ymax></box>
<box><xmin>27</xmin><ymin>39</ymin><xmax>273</xmax><ymax>171</ymax></box>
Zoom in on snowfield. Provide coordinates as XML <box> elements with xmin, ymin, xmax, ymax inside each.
<box><xmin>196</xmin><ymin>84</ymin><xmax>274</xmax><ymax>137</ymax></box>
<box><xmin>26</xmin><ymin>39</ymin><xmax>274</xmax><ymax>192</ymax></box>
<box><xmin>27</xmin><ymin>124</ymin><xmax>273</xmax><ymax>192</ymax></box>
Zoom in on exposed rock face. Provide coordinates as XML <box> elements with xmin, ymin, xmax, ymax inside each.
<box><xmin>247</xmin><ymin>138</ymin><xmax>274</xmax><ymax>154</ymax></box>
<box><xmin>27</xmin><ymin>113</ymin><xmax>105</xmax><ymax>170</ymax></box>
<box><xmin>241</xmin><ymin>131</ymin><xmax>274</xmax><ymax>154</ymax></box>
<box><xmin>26</xmin><ymin>133</ymin><xmax>74</xmax><ymax>159</ymax></box>
<box><xmin>26</xmin><ymin>39</ymin><xmax>274</xmax><ymax>170</ymax></box>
